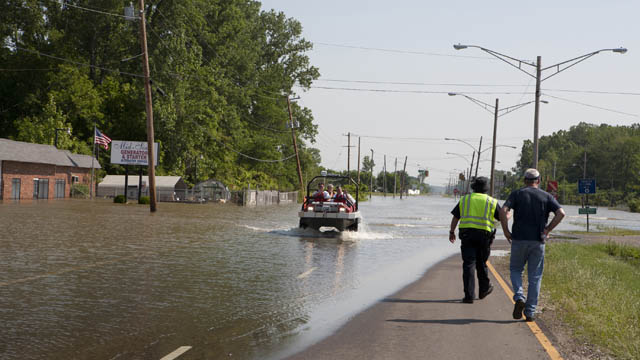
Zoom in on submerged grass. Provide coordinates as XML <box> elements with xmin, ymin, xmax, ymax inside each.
<box><xmin>545</xmin><ymin>242</ymin><xmax>640</xmax><ymax>359</ymax></box>
<box><xmin>561</xmin><ymin>224</ymin><xmax>640</xmax><ymax>236</ymax></box>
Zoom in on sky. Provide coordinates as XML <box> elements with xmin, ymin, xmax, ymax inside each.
<box><xmin>259</xmin><ymin>0</ymin><xmax>639</xmax><ymax>186</ymax></box>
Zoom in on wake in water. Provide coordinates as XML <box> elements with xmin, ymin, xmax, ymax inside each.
<box><xmin>240</xmin><ymin>221</ymin><xmax>393</xmax><ymax>241</ymax></box>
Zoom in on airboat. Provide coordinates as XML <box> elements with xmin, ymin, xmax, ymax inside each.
<box><xmin>298</xmin><ymin>173</ymin><xmax>362</xmax><ymax>232</ymax></box>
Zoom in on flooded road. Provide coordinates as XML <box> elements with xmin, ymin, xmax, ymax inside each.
<box><xmin>0</xmin><ymin>196</ymin><xmax>637</xmax><ymax>359</ymax></box>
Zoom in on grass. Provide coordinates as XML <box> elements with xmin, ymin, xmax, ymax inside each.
<box><xmin>544</xmin><ymin>242</ymin><xmax>640</xmax><ymax>359</ymax></box>
<box><xmin>561</xmin><ymin>224</ymin><xmax>640</xmax><ymax>236</ymax></box>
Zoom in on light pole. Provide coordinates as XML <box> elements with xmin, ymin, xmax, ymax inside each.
<box><xmin>54</xmin><ymin>128</ymin><xmax>71</xmax><ymax>148</ymax></box>
<box><xmin>447</xmin><ymin>151</ymin><xmax>475</xmax><ymax>194</ymax></box>
<box><xmin>448</xmin><ymin>92</ymin><xmax>545</xmax><ymax>195</ymax></box>
<box><xmin>453</xmin><ymin>44</ymin><xmax>627</xmax><ymax>169</ymax></box>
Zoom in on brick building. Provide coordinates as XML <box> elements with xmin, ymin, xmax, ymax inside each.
<box><xmin>0</xmin><ymin>138</ymin><xmax>100</xmax><ymax>200</ymax></box>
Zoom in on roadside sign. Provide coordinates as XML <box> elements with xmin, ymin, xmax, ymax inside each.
<box><xmin>110</xmin><ymin>140</ymin><xmax>159</xmax><ymax>166</ymax></box>
<box><xmin>578</xmin><ymin>207</ymin><xmax>597</xmax><ymax>215</ymax></box>
<box><xmin>578</xmin><ymin>179</ymin><xmax>596</xmax><ymax>194</ymax></box>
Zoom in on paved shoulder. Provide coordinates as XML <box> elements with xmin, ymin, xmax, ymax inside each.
<box><xmin>288</xmin><ymin>253</ymin><xmax>549</xmax><ymax>359</ymax></box>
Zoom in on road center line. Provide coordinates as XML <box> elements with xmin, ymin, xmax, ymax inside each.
<box><xmin>487</xmin><ymin>261</ymin><xmax>563</xmax><ymax>360</ymax></box>
<box><xmin>297</xmin><ymin>267</ymin><xmax>317</xmax><ymax>279</ymax></box>
<box><xmin>159</xmin><ymin>346</ymin><xmax>192</xmax><ymax>360</ymax></box>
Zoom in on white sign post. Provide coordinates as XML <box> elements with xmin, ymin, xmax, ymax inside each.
<box><xmin>110</xmin><ymin>140</ymin><xmax>159</xmax><ymax>166</ymax></box>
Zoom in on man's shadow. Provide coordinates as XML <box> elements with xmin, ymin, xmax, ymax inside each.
<box><xmin>381</xmin><ymin>298</ymin><xmax>461</xmax><ymax>304</ymax></box>
<box><xmin>387</xmin><ymin>318</ymin><xmax>519</xmax><ymax>325</ymax></box>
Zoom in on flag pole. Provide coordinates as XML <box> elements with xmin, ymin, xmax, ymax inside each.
<box><xmin>90</xmin><ymin>123</ymin><xmax>96</xmax><ymax>199</ymax></box>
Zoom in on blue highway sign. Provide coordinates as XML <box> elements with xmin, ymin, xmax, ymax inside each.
<box><xmin>578</xmin><ymin>179</ymin><xmax>596</xmax><ymax>194</ymax></box>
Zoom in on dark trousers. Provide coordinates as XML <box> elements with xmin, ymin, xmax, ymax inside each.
<box><xmin>459</xmin><ymin>229</ymin><xmax>492</xmax><ymax>299</ymax></box>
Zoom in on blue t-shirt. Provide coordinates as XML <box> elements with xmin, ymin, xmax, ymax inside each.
<box><xmin>504</xmin><ymin>186</ymin><xmax>561</xmax><ymax>241</ymax></box>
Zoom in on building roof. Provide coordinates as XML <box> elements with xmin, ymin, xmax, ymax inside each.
<box><xmin>0</xmin><ymin>138</ymin><xmax>100</xmax><ymax>169</ymax></box>
<box><xmin>99</xmin><ymin>175</ymin><xmax>183</xmax><ymax>189</ymax></box>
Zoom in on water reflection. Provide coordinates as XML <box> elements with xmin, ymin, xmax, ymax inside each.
<box><xmin>2</xmin><ymin>197</ymin><xmax>639</xmax><ymax>359</ymax></box>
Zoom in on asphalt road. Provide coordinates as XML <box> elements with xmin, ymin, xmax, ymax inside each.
<box><xmin>287</xmin><ymin>241</ymin><xmax>554</xmax><ymax>359</ymax></box>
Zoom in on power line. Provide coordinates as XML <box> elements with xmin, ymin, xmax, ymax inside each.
<box><xmin>59</xmin><ymin>1</ymin><xmax>139</xmax><ymax>19</ymax></box>
<box><xmin>314</xmin><ymin>42</ymin><xmax>493</xmax><ymax>60</ymax></box>
<box><xmin>307</xmin><ymin>85</ymin><xmax>534</xmax><ymax>95</ymax></box>
<box><xmin>15</xmin><ymin>46</ymin><xmax>145</xmax><ymax>78</ymax></box>
<box><xmin>316</xmin><ymin>78</ymin><xmax>530</xmax><ymax>87</ymax></box>
<box><xmin>542</xmin><ymin>93</ymin><xmax>639</xmax><ymax>118</ymax></box>
<box><xmin>213</xmin><ymin>137</ymin><xmax>298</xmax><ymax>162</ymax></box>
<box><xmin>543</xmin><ymin>88</ymin><xmax>640</xmax><ymax>96</ymax></box>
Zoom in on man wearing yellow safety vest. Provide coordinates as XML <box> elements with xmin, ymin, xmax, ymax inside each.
<box><xmin>449</xmin><ymin>177</ymin><xmax>503</xmax><ymax>304</ymax></box>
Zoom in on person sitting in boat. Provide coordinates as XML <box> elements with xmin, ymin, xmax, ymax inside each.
<box><xmin>327</xmin><ymin>184</ymin><xmax>335</xmax><ymax>199</ymax></box>
<box><xmin>312</xmin><ymin>182</ymin><xmax>330</xmax><ymax>202</ymax></box>
<box><xmin>334</xmin><ymin>186</ymin><xmax>355</xmax><ymax>212</ymax></box>
<box><xmin>344</xmin><ymin>189</ymin><xmax>356</xmax><ymax>210</ymax></box>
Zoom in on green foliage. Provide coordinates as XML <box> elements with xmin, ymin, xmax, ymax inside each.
<box><xmin>70</xmin><ymin>184</ymin><xmax>89</xmax><ymax>198</ymax></box>
<box><xmin>513</xmin><ymin>123</ymin><xmax>640</xmax><ymax>209</ymax></box>
<box><xmin>2</xmin><ymin>1</ymin><xmax>321</xmax><ymax>190</ymax></box>
<box><xmin>627</xmin><ymin>199</ymin><xmax>640</xmax><ymax>213</ymax></box>
<box><xmin>544</xmin><ymin>243</ymin><xmax>640</xmax><ymax>359</ymax></box>
<box><xmin>113</xmin><ymin>195</ymin><xmax>126</xmax><ymax>203</ymax></box>
<box><xmin>138</xmin><ymin>196</ymin><xmax>150</xmax><ymax>205</ymax></box>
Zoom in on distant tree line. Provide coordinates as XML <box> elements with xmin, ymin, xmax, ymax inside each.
<box><xmin>505</xmin><ymin>122</ymin><xmax>640</xmax><ymax>210</ymax></box>
<box><xmin>0</xmin><ymin>0</ymin><xmax>322</xmax><ymax>190</ymax></box>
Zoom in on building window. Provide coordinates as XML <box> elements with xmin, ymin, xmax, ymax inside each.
<box><xmin>11</xmin><ymin>178</ymin><xmax>20</xmax><ymax>199</ymax></box>
<box><xmin>33</xmin><ymin>178</ymin><xmax>39</xmax><ymax>199</ymax></box>
<box><xmin>72</xmin><ymin>175</ymin><xmax>79</xmax><ymax>183</ymax></box>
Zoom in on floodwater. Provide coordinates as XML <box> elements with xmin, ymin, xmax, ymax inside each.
<box><xmin>0</xmin><ymin>196</ymin><xmax>636</xmax><ymax>359</ymax></box>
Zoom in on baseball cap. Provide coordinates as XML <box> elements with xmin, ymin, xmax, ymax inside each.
<box><xmin>524</xmin><ymin>168</ymin><xmax>540</xmax><ymax>179</ymax></box>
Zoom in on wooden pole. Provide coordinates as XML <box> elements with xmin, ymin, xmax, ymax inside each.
<box><xmin>400</xmin><ymin>156</ymin><xmax>407</xmax><ymax>199</ymax></box>
<box><xmin>357</xmin><ymin>136</ymin><xmax>361</xmax><ymax>185</ymax></box>
<box><xmin>383</xmin><ymin>155</ymin><xmax>387</xmax><ymax>198</ymax></box>
<box><xmin>370</xmin><ymin>149</ymin><xmax>374</xmax><ymax>200</ymax></box>
<box><xmin>490</xmin><ymin>99</ymin><xmax>498</xmax><ymax>196</ymax></box>
<box><xmin>287</xmin><ymin>97</ymin><xmax>304</xmax><ymax>194</ymax></box>
<box><xmin>139</xmin><ymin>0</ymin><xmax>157</xmax><ymax>212</ymax></box>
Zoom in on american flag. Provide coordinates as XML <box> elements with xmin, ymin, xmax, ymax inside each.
<box><xmin>95</xmin><ymin>128</ymin><xmax>112</xmax><ymax>150</ymax></box>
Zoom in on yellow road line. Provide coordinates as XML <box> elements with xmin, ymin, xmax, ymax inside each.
<box><xmin>297</xmin><ymin>267</ymin><xmax>317</xmax><ymax>279</ymax></box>
<box><xmin>160</xmin><ymin>346</ymin><xmax>192</xmax><ymax>360</ymax></box>
<box><xmin>487</xmin><ymin>261</ymin><xmax>563</xmax><ymax>360</ymax></box>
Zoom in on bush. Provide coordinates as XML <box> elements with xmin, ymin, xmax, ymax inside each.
<box><xmin>138</xmin><ymin>196</ymin><xmax>150</xmax><ymax>204</ymax></box>
<box><xmin>627</xmin><ymin>198</ymin><xmax>640</xmax><ymax>213</ymax></box>
<box><xmin>114</xmin><ymin>195</ymin><xmax>126</xmax><ymax>203</ymax></box>
<box><xmin>71</xmin><ymin>184</ymin><xmax>89</xmax><ymax>198</ymax></box>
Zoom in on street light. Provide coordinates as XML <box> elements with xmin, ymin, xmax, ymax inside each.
<box><xmin>54</xmin><ymin>128</ymin><xmax>71</xmax><ymax>148</ymax></box>
<box><xmin>453</xmin><ymin>44</ymin><xmax>627</xmax><ymax>169</ymax></box>
<box><xmin>449</xmin><ymin>92</ymin><xmax>547</xmax><ymax>195</ymax></box>
<box><xmin>445</xmin><ymin>136</ymin><xmax>482</xmax><ymax>179</ymax></box>
<box><xmin>446</xmin><ymin>151</ymin><xmax>475</xmax><ymax>194</ymax></box>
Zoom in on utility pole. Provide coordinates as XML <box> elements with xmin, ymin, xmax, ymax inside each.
<box><xmin>400</xmin><ymin>156</ymin><xmax>407</xmax><ymax>199</ymax></box>
<box><xmin>383</xmin><ymin>155</ymin><xmax>387</xmax><ymax>198</ymax></box>
<box><xmin>533</xmin><ymin>56</ymin><xmax>542</xmax><ymax>169</ymax></box>
<box><xmin>287</xmin><ymin>96</ymin><xmax>304</xmax><ymax>194</ymax></box>
<box><xmin>490</xmin><ymin>99</ymin><xmax>498</xmax><ymax>196</ymax></box>
<box><xmin>467</xmin><ymin>151</ymin><xmax>476</xmax><ymax>194</ymax></box>
<box><xmin>393</xmin><ymin>157</ymin><xmax>397</xmax><ymax>198</ymax></box>
<box><xmin>357</xmin><ymin>136</ymin><xmax>361</xmax><ymax>185</ymax></box>
<box><xmin>347</xmin><ymin>132</ymin><xmax>351</xmax><ymax>174</ymax></box>
<box><xmin>475</xmin><ymin>136</ymin><xmax>482</xmax><ymax>178</ymax></box>
<box><xmin>139</xmin><ymin>0</ymin><xmax>157</xmax><ymax>212</ymax></box>
<box><xmin>370</xmin><ymin>149</ymin><xmax>374</xmax><ymax>200</ymax></box>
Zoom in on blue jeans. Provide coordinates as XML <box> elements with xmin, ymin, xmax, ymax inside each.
<box><xmin>510</xmin><ymin>240</ymin><xmax>545</xmax><ymax>317</ymax></box>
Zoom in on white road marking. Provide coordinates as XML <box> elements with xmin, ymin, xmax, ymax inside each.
<box><xmin>160</xmin><ymin>346</ymin><xmax>192</xmax><ymax>360</ymax></box>
<box><xmin>297</xmin><ymin>267</ymin><xmax>317</xmax><ymax>279</ymax></box>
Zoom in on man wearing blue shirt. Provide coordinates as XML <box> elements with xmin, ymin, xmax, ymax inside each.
<box><xmin>499</xmin><ymin>168</ymin><xmax>565</xmax><ymax>321</ymax></box>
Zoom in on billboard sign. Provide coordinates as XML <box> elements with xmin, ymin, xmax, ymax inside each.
<box><xmin>110</xmin><ymin>141</ymin><xmax>159</xmax><ymax>166</ymax></box>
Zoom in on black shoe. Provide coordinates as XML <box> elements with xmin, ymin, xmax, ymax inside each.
<box><xmin>525</xmin><ymin>315</ymin><xmax>535</xmax><ymax>322</ymax></box>
<box><xmin>513</xmin><ymin>300</ymin><xmax>525</xmax><ymax>319</ymax></box>
<box><xmin>479</xmin><ymin>285</ymin><xmax>494</xmax><ymax>299</ymax></box>
<box><xmin>462</xmin><ymin>297</ymin><xmax>474</xmax><ymax>304</ymax></box>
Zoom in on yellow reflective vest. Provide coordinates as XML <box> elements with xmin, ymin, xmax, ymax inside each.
<box><xmin>458</xmin><ymin>193</ymin><xmax>498</xmax><ymax>232</ymax></box>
